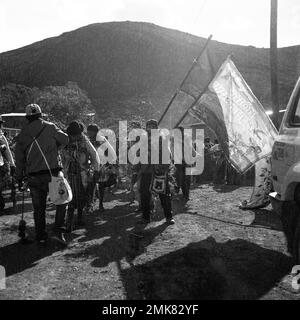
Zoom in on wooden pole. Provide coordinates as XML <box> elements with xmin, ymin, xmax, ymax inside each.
<box><xmin>158</xmin><ymin>35</ymin><xmax>213</xmax><ymax>125</ymax></box>
<box><xmin>174</xmin><ymin>72</ymin><xmax>215</xmax><ymax>128</ymax></box>
<box><xmin>174</xmin><ymin>55</ymin><xmax>233</xmax><ymax>128</ymax></box>
<box><xmin>270</xmin><ymin>0</ymin><xmax>280</xmax><ymax>128</ymax></box>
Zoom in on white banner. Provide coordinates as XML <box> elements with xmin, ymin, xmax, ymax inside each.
<box><xmin>204</xmin><ymin>58</ymin><xmax>278</xmax><ymax>173</ymax></box>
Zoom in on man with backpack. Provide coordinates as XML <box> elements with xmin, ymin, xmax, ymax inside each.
<box><xmin>15</xmin><ymin>104</ymin><xmax>69</xmax><ymax>246</ymax></box>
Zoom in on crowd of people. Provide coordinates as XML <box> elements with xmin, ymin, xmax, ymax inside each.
<box><xmin>0</xmin><ymin>104</ymin><xmax>187</xmax><ymax>246</ymax></box>
<box><xmin>0</xmin><ymin>103</ymin><xmax>247</xmax><ymax>247</ymax></box>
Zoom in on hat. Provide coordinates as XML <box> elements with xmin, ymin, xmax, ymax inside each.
<box><xmin>25</xmin><ymin>104</ymin><xmax>42</xmax><ymax>116</ymax></box>
<box><xmin>66</xmin><ymin>121</ymin><xmax>83</xmax><ymax>136</ymax></box>
<box><xmin>146</xmin><ymin>119</ymin><xmax>158</xmax><ymax>128</ymax></box>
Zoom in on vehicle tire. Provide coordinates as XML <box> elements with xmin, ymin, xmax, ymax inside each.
<box><xmin>295</xmin><ymin>185</ymin><xmax>300</xmax><ymax>208</ymax></box>
<box><xmin>293</xmin><ymin>185</ymin><xmax>300</xmax><ymax>263</ymax></box>
<box><xmin>293</xmin><ymin>217</ymin><xmax>300</xmax><ymax>264</ymax></box>
<box><xmin>281</xmin><ymin>201</ymin><xmax>298</xmax><ymax>254</ymax></box>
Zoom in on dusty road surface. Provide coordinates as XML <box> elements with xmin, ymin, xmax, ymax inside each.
<box><xmin>0</xmin><ymin>183</ymin><xmax>299</xmax><ymax>300</ymax></box>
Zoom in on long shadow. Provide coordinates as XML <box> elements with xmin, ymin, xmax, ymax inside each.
<box><xmin>121</xmin><ymin>236</ymin><xmax>293</xmax><ymax>300</ymax></box>
<box><xmin>0</xmin><ymin>223</ymin><xmax>69</xmax><ymax>277</ymax></box>
<box><xmin>101</xmin><ymin>188</ymin><xmax>134</xmax><ymax>204</ymax></box>
<box><xmin>64</xmin><ymin>192</ymin><xmax>170</xmax><ymax>268</ymax></box>
<box><xmin>0</xmin><ymin>192</ymin><xmax>77</xmax><ymax>278</ymax></box>
<box><xmin>172</xmin><ymin>197</ymin><xmax>198</xmax><ymax>216</ymax></box>
<box><xmin>74</xmin><ymin>201</ymin><xmax>141</xmax><ymax>244</ymax></box>
<box><xmin>0</xmin><ymin>187</ymin><xmax>174</xmax><ymax>280</ymax></box>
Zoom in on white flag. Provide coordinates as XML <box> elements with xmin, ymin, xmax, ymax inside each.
<box><xmin>194</xmin><ymin>58</ymin><xmax>278</xmax><ymax>173</ymax></box>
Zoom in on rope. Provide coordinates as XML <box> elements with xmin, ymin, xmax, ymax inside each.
<box><xmin>193</xmin><ymin>212</ymin><xmax>280</xmax><ymax>231</ymax></box>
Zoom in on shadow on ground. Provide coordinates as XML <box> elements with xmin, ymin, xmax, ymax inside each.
<box><xmin>63</xmin><ymin>194</ymin><xmax>170</xmax><ymax>268</ymax></box>
<box><xmin>121</xmin><ymin>236</ymin><xmax>293</xmax><ymax>300</ymax></box>
<box><xmin>0</xmin><ymin>224</ymin><xmax>70</xmax><ymax>277</ymax></box>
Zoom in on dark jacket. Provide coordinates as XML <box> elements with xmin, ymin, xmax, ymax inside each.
<box><xmin>15</xmin><ymin>119</ymin><xmax>69</xmax><ymax>179</ymax></box>
<box><xmin>135</xmin><ymin>133</ymin><xmax>173</xmax><ymax>176</ymax></box>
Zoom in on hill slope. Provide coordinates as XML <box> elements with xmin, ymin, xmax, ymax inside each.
<box><xmin>0</xmin><ymin>21</ymin><xmax>299</xmax><ymax>118</ymax></box>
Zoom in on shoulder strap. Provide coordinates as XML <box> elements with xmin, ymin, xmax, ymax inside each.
<box><xmin>33</xmin><ymin>138</ymin><xmax>52</xmax><ymax>177</ymax></box>
<box><xmin>26</xmin><ymin>125</ymin><xmax>52</xmax><ymax>177</ymax></box>
<box><xmin>24</xmin><ymin>125</ymin><xmax>47</xmax><ymax>154</ymax></box>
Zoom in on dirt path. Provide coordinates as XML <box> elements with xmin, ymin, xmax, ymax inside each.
<box><xmin>0</xmin><ymin>184</ymin><xmax>299</xmax><ymax>300</ymax></box>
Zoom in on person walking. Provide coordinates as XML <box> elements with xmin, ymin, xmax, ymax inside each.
<box><xmin>95</xmin><ymin>130</ymin><xmax>117</xmax><ymax>212</ymax></box>
<box><xmin>138</xmin><ymin>119</ymin><xmax>175</xmax><ymax>225</ymax></box>
<box><xmin>86</xmin><ymin>124</ymin><xmax>101</xmax><ymax>211</ymax></box>
<box><xmin>60</xmin><ymin>121</ymin><xmax>100</xmax><ymax>232</ymax></box>
<box><xmin>128</xmin><ymin>121</ymin><xmax>143</xmax><ymax>211</ymax></box>
<box><xmin>174</xmin><ymin>126</ymin><xmax>191</xmax><ymax>201</ymax></box>
<box><xmin>15</xmin><ymin>104</ymin><xmax>69</xmax><ymax>245</ymax></box>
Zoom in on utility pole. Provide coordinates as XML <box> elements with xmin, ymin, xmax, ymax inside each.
<box><xmin>270</xmin><ymin>0</ymin><xmax>280</xmax><ymax>129</ymax></box>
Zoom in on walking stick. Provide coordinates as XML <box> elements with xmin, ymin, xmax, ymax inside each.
<box><xmin>11</xmin><ymin>177</ymin><xmax>17</xmax><ymax>213</ymax></box>
<box><xmin>18</xmin><ymin>178</ymin><xmax>31</xmax><ymax>244</ymax></box>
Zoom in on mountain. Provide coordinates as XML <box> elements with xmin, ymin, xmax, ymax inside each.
<box><xmin>0</xmin><ymin>21</ymin><xmax>299</xmax><ymax>120</ymax></box>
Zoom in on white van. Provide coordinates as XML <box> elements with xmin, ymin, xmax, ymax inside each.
<box><xmin>269</xmin><ymin>76</ymin><xmax>300</xmax><ymax>262</ymax></box>
<box><xmin>1</xmin><ymin>113</ymin><xmax>24</xmax><ymax>138</ymax></box>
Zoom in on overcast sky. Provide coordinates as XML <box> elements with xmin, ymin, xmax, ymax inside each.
<box><xmin>0</xmin><ymin>0</ymin><xmax>299</xmax><ymax>53</ymax></box>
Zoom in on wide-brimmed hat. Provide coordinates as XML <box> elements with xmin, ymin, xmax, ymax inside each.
<box><xmin>25</xmin><ymin>104</ymin><xmax>42</xmax><ymax>116</ymax></box>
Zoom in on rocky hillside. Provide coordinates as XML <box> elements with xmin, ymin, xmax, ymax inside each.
<box><xmin>0</xmin><ymin>21</ymin><xmax>299</xmax><ymax>118</ymax></box>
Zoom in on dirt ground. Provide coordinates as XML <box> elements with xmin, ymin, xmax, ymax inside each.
<box><xmin>0</xmin><ymin>183</ymin><xmax>300</xmax><ymax>300</ymax></box>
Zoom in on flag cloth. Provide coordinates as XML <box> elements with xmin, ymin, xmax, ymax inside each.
<box><xmin>190</xmin><ymin>57</ymin><xmax>278</xmax><ymax>173</ymax></box>
<box><xmin>159</xmin><ymin>47</ymin><xmax>215</xmax><ymax>129</ymax></box>
<box><xmin>185</xmin><ymin>57</ymin><xmax>278</xmax><ymax>209</ymax></box>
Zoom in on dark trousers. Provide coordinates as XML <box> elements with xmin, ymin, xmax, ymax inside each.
<box><xmin>86</xmin><ymin>179</ymin><xmax>97</xmax><ymax>208</ymax></box>
<box><xmin>98</xmin><ymin>182</ymin><xmax>106</xmax><ymax>208</ymax></box>
<box><xmin>68</xmin><ymin>173</ymin><xmax>86</xmax><ymax>214</ymax></box>
<box><xmin>55</xmin><ymin>203</ymin><xmax>67</xmax><ymax>229</ymax></box>
<box><xmin>140</xmin><ymin>173</ymin><xmax>172</xmax><ymax>221</ymax></box>
<box><xmin>55</xmin><ymin>174</ymin><xmax>85</xmax><ymax>230</ymax></box>
<box><xmin>28</xmin><ymin>174</ymin><xmax>51</xmax><ymax>241</ymax></box>
<box><xmin>0</xmin><ymin>191</ymin><xmax>4</xmax><ymax>211</ymax></box>
<box><xmin>97</xmin><ymin>176</ymin><xmax>117</xmax><ymax>208</ymax></box>
<box><xmin>175</xmin><ymin>164</ymin><xmax>191</xmax><ymax>198</ymax></box>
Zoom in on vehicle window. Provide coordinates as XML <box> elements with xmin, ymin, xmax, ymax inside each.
<box><xmin>290</xmin><ymin>90</ymin><xmax>300</xmax><ymax>126</ymax></box>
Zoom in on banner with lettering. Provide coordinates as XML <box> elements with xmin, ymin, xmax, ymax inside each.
<box><xmin>191</xmin><ymin>58</ymin><xmax>278</xmax><ymax>173</ymax></box>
